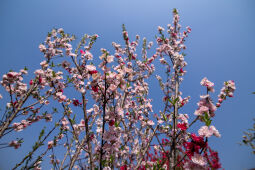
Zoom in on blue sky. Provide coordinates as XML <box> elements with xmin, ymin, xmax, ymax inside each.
<box><xmin>0</xmin><ymin>0</ymin><xmax>255</xmax><ymax>169</ymax></box>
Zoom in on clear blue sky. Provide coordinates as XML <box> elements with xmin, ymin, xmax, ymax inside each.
<box><xmin>0</xmin><ymin>0</ymin><xmax>255</xmax><ymax>169</ymax></box>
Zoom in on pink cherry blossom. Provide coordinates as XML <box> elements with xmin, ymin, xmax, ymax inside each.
<box><xmin>200</xmin><ymin>77</ymin><xmax>215</xmax><ymax>92</ymax></box>
<box><xmin>198</xmin><ymin>125</ymin><xmax>221</xmax><ymax>138</ymax></box>
<box><xmin>191</xmin><ymin>153</ymin><xmax>207</xmax><ymax>166</ymax></box>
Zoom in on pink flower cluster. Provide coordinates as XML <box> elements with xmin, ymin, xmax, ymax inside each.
<box><xmin>200</xmin><ymin>77</ymin><xmax>214</xmax><ymax>92</ymax></box>
<box><xmin>1</xmin><ymin>70</ymin><xmax>28</xmax><ymax>98</ymax></box>
<box><xmin>12</xmin><ymin>120</ymin><xmax>31</xmax><ymax>132</ymax></box>
<box><xmin>194</xmin><ymin>94</ymin><xmax>217</xmax><ymax>117</ymax></box>
<box><xmin>198</xmin><ymin>125</ymin><xmax>221</xmax><ymax>138</ymax></box>
<box><xmin>216</xmin><ymin>80</ymin><xmax>236</xmax><ymax>107</ymax></box>
<box><xmin>9</xmin><ymin>140</ymin><xmax>21</xmax><ymax>149</ymax></box>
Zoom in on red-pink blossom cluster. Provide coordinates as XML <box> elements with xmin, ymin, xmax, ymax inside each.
<box><xmin>9</xmin><ymin>140</ymin><xmax>21</xmax><ymax>149</ymax></box>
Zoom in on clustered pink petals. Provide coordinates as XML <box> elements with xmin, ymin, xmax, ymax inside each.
<box><xmin>12</xmin><ymin>112</ymin><xmax>53</xmax><ymax>132</ymax></box>
<box><xmin>48</xmin><ymin>140</ymin><xmax>54</xmax><ymax>149</ymax></box>
<box><xmin>191</xmin><ymin>153</ymin><xmax>207</xmax><ymax>166</ymax></box>
<box><xmin>198</xmin><ymin>125</ymin><xmax>221</xmax><ymax>138</ymax></box>
<box><xmin>179</xmin><ymin>96</ymin><xmax>190</xmax><ymax>107</ymax></box>
<box><xmin>12</xmin><ymin>120</ymin><xmax>31</xmax><ymax>132</ymax></box>
<box><xmin>200</xmin><ymin>77</ymin><xmax>215</xmax><ymax>92</ymax></box>
<box><xmin>194</xmin><ymin>95</ymin><xmax>217</xmax><ymax>117</ymax></box>
<box><xmin>9</xmin><ymin>140</ymin><xmax>21</xmax><ymax>149</ymax></box>
<box><xmin>178</xmin><ymin>114</ymin><xmax>189</xmax><ymax>123</ymax></box>
<box><xmin>61</xmin><ymin>117</ymin><xmax>69</xmax><ymax>131</ymax></box>
<box><xmin>1</xmin><ymin>71</ymin><xmax>28</xmax><ymax>98</ymax></box>
<box><xmin>216</xmin><ymin>80</ymin><xmax>236</xmax><ymax>107</ymax></box>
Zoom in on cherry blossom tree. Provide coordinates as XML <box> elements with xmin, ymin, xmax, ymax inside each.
<box><xmin>0</xmin><ymin>9</ymin><xmax>235</xmax><ymax>169</ymax></box>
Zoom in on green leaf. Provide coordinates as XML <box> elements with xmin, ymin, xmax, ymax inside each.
<box><xmin>173</xmin><ymin>8</ymin><xmax>178</xmax><ymax>14</ymax></box>
<box><xmin>182</xmin><ymin>53</ymin><xmax>187</xmax><ymax>56</ymax></box>
<box><xmin>52</xmin><ymin>71</ymin><xmax>56</xmax><ymax>77</ymax></box>
<box><xmin>122</xmin><ymin>24</ymin><xmax>126</xmax><ymax>32</ymax></box>
<box><xmin>202</xmin><ymin>112</ymin><xmax>212</xmax><ymax>126</ymax></box>
<box><xmin>50</xmin><ymin>61</ymin><xmax>55</xmax><ymax>67</ymax></box>
<box><xmin>53</xmin><ymin>107</ymin><xmax>58</xmax><ymax>113</ymax></box>
<box><xmin>169</xmin><ymin>97</ymin><xmax>179</xmax><ymax>105</ymax></box>
<box><xmin>101</xmin><ymin>160</ymin><xmax>107</xmax><ymax>167</ymax></box>
<box><xmin>73</xmin><ymin>114</ymin><xmax>76</xmax><ymax>121</ymax></box>
<box><xmin>201</xmin><ymin>116</ymin><xmax>206</xmax><ymax>122</ymax></box>
<box><xmin>204</xmin><ymin>112</ymin><xmax>209</xmax><ymax>120</ymax></box>
<box><xmin>70</xmin><ymin>118</ymin><xmax>75</xmax><ymax>125</ymax></box>
<box><xmin>18</xmin><ymin>138</ymin><xmax>24</xmax><ymax>144</ymax></box>
<box><xmin>66</xmin><ymin>76</ymin><xmax>72</xmax><ymax>83</ymax></box>
<box><xmin>173</xmin><ymin>97</ymin><xmax>179</xmax><ymax>104</ymax></box>
<box><xmin>163</xmin><ymin>114</ymin><xmax>167</xmax><ymax>121</ymax></box>
<box><xmin>115</xmin><ymin>121</ymin><xmax>119</xmax><ymax>127</ymax></box>
<box><xmin>109</xmin><ymin>155</ymin><xmax>114</xmax><ymax>164</ymax></box>
<box><xmin>168</xmin><ymin>99</ymin><xmax>173</xmax><ymax>105</ymax></box>
<box><xmin>206</xmin><ymin>119</ymin><xmax>212</xmax><ymax>126</ymax></box>
<box><xmin>39</xmin><ymin>129</ymin><xmax>45</xmax><ymax>140</ymax></box>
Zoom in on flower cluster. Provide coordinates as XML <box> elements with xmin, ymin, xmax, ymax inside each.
<box><xmin>1</xmin><ymin>70</ymin><xmax>28</xmax><ymax>98</ymax></box>
<box><xmin>12</xmin><ymin>120</ymin><xmax>31</xmax><ymax>132</ymax></box>
<box><xmin>200</xmin><ymin>77</ymin><xmax>215</xmax><ymax>92</ymax></box>
<box><xmin>194</xmin><ymin>94</ymin><xmax>217</xmax><ymax>117</ymax></box>
<box><xmin>9</xmin><ymin>140</ymin><xmax>21</xmax><ymax>149</ymax></box>
<box><xmin>198</xmin><ymin>125</ymin><xmax>221</xmax><ymax>138</ymax></box>
<box><xmin>0</xmin><ymin>9</ymin><xmax>236</xmax><ymax>170</ymax></box>
<box><xmin>216</xmin><ymin>80</ymin><xmax>236</xmax><ymax>107</ymax></box>
<box><xmin>184</xmin><ymin>134</ymin><xmax>207</xmax><ymax>158</ymax></box>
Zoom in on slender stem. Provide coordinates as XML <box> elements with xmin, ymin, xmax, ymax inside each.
<box><xmin>82</xmin><ymin>93</ymin><xmax>93</xmax><ymax>170</ymax></box>
<box><xmin>172</xmin><ymin>13</ymin><xmax>179</xmax><ymax>170</ymax></box>
<box><xmin>175</xmin><ymin>116</ymin><xmax>199</xmax><ymax>140</ymax></box>
<box><xmin>13</xmin><ymin>117</ymin><xmax>60</xmax><ymax>170</ymax></box>
<box><xmin>135</xmin><ymin>125</ymin><xmax>158</xmax><ymax>170</ymax></box>
<box><xmin>173</xmin><ymin>153</ymin><xmax>187</xmax><ymax>168</ymax></box>
<box><xmin>68</xmin><ymin>54</ymin><xmax>93</xmax><ymax>169</ymax></box>
<box><xmin>60</xmin><ymin>143</ymin><xmax>71</xmax><ymax>170</ymax></box>
<box><xmin>100</xmin><ymin>69</ymin><xmax>107</xmax><ymax>170</ymax></box>
<box><xmin>0</xmin><ymin>84</ymin><xmax>37</xmax><ymax>138</ymax></box>
<box><xmin>69</xmin><ymin>136</ymin><xmax>88</xmax><ymax>170</ymax></box>
<box><xmin>172</xmin><ymin>71</ymin><xmax>179</xmax><ymax>170</ymax></box>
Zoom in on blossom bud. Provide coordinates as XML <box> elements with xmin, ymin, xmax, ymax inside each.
<box><xmin>109</xmin><ymin>120</ymin><xmax>115</xmax><ymax>126</ymax></box>
<box><xmin>218</xmin><ymin>98</ymin><xmax>223</xmax><ymax>103</ymax></box>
